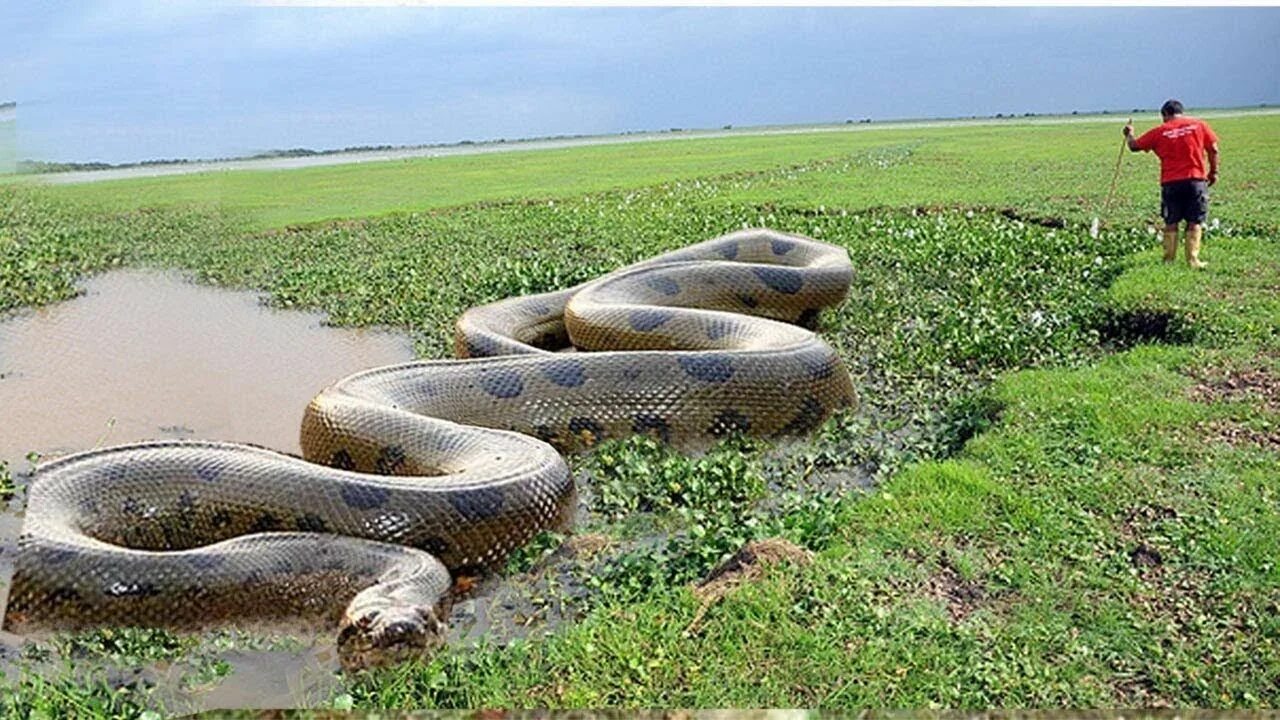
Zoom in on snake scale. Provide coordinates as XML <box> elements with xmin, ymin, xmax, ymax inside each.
<box><xmin>3</xmin><ymin>229</ymin><xmax>855</xmax><ymax>669</ymax></box>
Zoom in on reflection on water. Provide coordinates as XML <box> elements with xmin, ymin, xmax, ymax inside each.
<box><xmin>0</xmin><ymin>269</ymin><xmax>415</xmax><ymax>469</ymax></box>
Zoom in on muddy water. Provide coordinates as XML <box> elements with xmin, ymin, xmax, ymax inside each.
<box><xmin>0</xmin><ymin>269</ymin><xmax>415</xmax><ymax>469</ymax></box>
<box><xmin>0</xmin><ymin>269</ymin><xmax>416</xmax><ymax>709</ymax></box>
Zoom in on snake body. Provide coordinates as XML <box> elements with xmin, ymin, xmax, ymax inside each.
<box><xmin>4</xmin><ymin>229</ymin><xmax>855</xmax><ymax>668</ymax></box>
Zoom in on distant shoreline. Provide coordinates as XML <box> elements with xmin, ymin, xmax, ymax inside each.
<box><xmin>18</xmin><ymin>106</ymin><xmax>1278</xmax><ymax>187</ymax></box>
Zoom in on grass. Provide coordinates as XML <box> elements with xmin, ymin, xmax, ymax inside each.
<box><xmin>16</xmin><ymin>111</ymin><xmax>1280</xmax><ymax>232</ymax></box>
<box><xmin>0</xmin><ymin>111</ymin><xmax>1276</xmax><ymax>713</ymax></box>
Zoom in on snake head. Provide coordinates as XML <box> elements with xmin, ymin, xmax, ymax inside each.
<box><xmin>336</xmin><ymin>602</ymin><xmax>447</xmax><ymax>671</ymax></box>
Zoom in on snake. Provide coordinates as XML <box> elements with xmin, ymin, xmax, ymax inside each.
<box><xmin>3</xmin><ymin>229</ymin><xmax>856</xmax><ymax>669</ymax></box>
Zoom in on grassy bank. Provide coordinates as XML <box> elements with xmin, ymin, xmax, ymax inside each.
<box><xmin>0</xmin><ymin>112</ymin><xmax>1276</xmax><ymax>714</ymax></box>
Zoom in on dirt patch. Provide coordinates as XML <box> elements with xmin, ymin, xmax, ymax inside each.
<box><xmin>1116</xmin><ymin>502</ymin><xmax>1235</xmax><ymax>646</ymax></box>
<box><xmin>999</xmin><ymin>207</ymin><xmax>1067</xmax><ymax>229</ymax></box>
<box><xmin>1095</xmin><ymin>308</ymin><xmax>1195</xmax><ymax>348</ymax></box>
<box><xmin>923</xmin><ymin>556</ymin><xmax>989</xmax><ymax>621</ymax></box>
<box><xmin>1118</xmin><ymin>503</ymin><xmax>1177</xmax><ymax>578</ymax></box>
<box><xmin>693</xmin><ymin>539</ymin><xmax>813</xmax><ymax>604</ymax></box>
<box><xmin>894</xmin><ymin>544</ymin><xmax>1007</xmax><ymax>623</ymax></box>
<box><xmin>1128</xmin><ymin>544</ymin><xmax>1163</xmax><ymax>569</ymax></box>
<box><xmin>1187</xmin><ymin>365</ymin><xmax>1280</xmax><ymax>413</ymax></box>
<box><xmin>558</xmin><ymin>533</ymin><xmax>614</xmax><ymax>561</ymax></box>
<box><xmin>1114</xmin><ymin>671</ymin><xmax>1173</xmax><ymax>708</ymax></box>
<box><xmin>1198</xmin><ymin>419</ymin><xmax>1280</xmax><ymax>451</ymax></box>
<box><xmin>685</xmin><ymin>539</ymin><xmax>812</xmax><ymax>633</ymax></box>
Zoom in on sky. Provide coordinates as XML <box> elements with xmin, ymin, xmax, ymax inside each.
<box><xmin>2</xmin><ymin>3</ymin><xmax>1278</xmax><ymax>165</ymax></box>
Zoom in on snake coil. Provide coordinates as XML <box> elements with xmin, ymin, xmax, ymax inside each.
<box><xmin>4</xmin><ymin>229</ymin><xmax>855</xmax><ymax>669</ymax></box>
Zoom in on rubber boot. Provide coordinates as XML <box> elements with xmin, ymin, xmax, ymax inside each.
<box><xmin>1185</xmin><ymin>225</ymin><xmax>1206</xmax><ymax>269</ymax></box>
<box><xmin>1161</xmin><ymin>228</ymin><xmax>1179</xmax><ymax>263</ymax></box>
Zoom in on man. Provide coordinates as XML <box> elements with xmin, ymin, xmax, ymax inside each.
<box><xmin>1124</xmin><ymin>100</ymin><xmax>1219</xmax><ymax>269</ymax></box>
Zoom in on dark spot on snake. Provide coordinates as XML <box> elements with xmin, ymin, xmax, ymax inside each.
<box><xmin>105</xmin><ymin>463</ymin><xmax>128</xmax><ymax>482</ymax></box>
<box><xmin>632</xmin><ymin>413</ymin><xmax>671</xmax><ymax>443</ymax></box>
<box><xmin>419</xmin><ymin>536</ymin><xmax>451</xmax><ymax>556</ymax></box>
<box><xmin>449</xmin><ymin>487</ymin><xmax>506</xmax><ymax>521</ymax></box>
<box><xmin>679</xmin><ymin>355</ymin><xmax>735</xmax><ymax>383</ymax></box>
<box><xmin>716</xmin><ymin>242</ymin><xmax>739</xmax><ymax>260</ymax></box>
<box><xmin>194</xmin><ymin>460</ymin><xmax>223</xmax><ymax>483</ymax></box>
<box><xmin>771</xmin><ymin>238</ymin><xmax>797</xmax><ymax>255</ymax></box>
<box><xmin>778</xmin><ymin>396</ymin><xmax>827</xmax><ymax>436</ymax></box>
<box><xmin>104</xmin><ymin>581</ymin><xmax>159</xmax><ymax>598</ymax></box>
<box><xmin>376</xmin><ymin>445</ymin><xmax>408</xmax><ymax>474</ymax></box>
<box><xmin>569</xmin><ymin>416</ymin><xmax>604</xmax><ymax>441</ymax></box>
<box><xmin>176</xmin><ymin>490</ymin><xmax>197</xmax><ymax>512</ymax></box>
<box><xmin>121</xmin><ymin>497</ymin><xmax>141</xmax><ymax>516</ymax></box>
<box><xmin>541</xmin><ymin>358</ymin><xmax>586</xmax><ymax>388</ymax></box>
<box><xmin>706</xmin><ymin>318</ymin><xmax>734</xmax><ymax>341</ymax></box>
<box><xmin>533</xmin><ymin>424</ymin><xmax>558</xmax><ymax>443</ymax></box>
<box><xmin>77</xmin><ymin>497</ymin><xmax>100</xmax><ymax>515</ymax></box>
<box><xmin>296</xmin><ymin>513</ymin><xmax>328</xmax><ymax>533</ymax></box>
<box><xmin>211</xmin><ymin>509</ymin><xmax>233</xmax><ymax>529</ymax></box>
<box><xmin>534</xmin><ymin>330</ymin><xmax>569</xmax><ymax>349</ymax></box>
<box><xmin>802</xmin><ymin>353</ymin><xmax>838</xmax><ymax>381</ymax></box>
<box><xmin>628</xmin><ymin>309</ymin><xmax>673</xmax><ymax>332</ymax></box>
<box><xmin>42</xmin><ymin>547</ymin><xmax>76</xmax><ymax>565</ymax></box>
<box><xmin>464</xmin><ymin>334</ymin><xmax>502</xmax><ymax>358</ymax></box>
<box><xmin>754</xmin><ymin>266</ymin><xmax>804</xmax><ymax>295</ymax></box>
<box><xmin>330</xmin><ymin>449</ymin><xmax>356</xmax><ymax>471</ymax></box>
<box><xmin>645</xmin><ymin>274</ymin><xmax>681</xmax><ymax>296</ymax></box>
<box><xmin>797</xmin><ymin>308</ymin><xmax>821</xmax><ymax>329</ymax></box>
<box><xmin>737</xmin><ymin>293</ymin><xmax>759</xmax><ymax>308</ymax></box>
<box><xmin>479</xmin><ymin>368</ymin><xmax>524</xmax><ymax>399</ymax></box>
<box><xmin>186</xmin><ymin>554</ymin><xmax>226</xmax><ymax>571</ymax></box>
<box><xmin>342</xmin><ymin>484</ymin><xmax>392</xmax><ymax>511</ymax></box>
<box><xmin>709</xmin><ymin>409</ymin><xmax>752</xmax><ymax>436</ymax></box>
<box><xmin>622</xmin><ymin>365</ymin><xmax>642</xmax><ymax>381</ymax></box>
<box><xmin>48</xmin><ymin>587</ymin><xmax>82</xmax><ymax>604</ymax></box>
<box><xmin>250</xmin><ymin>512</ymin><xmax>283</xmax><ymax>532</ymax></box>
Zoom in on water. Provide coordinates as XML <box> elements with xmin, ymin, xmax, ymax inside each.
<box><xmin>0</xmin><ymin>269</ymin><xmax>415</xmax><ymax>470</ymax></box>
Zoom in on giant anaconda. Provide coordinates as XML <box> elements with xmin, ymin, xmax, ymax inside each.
<box><xmin>4</xmin><ymin>229</ymin><xmax>855</xmax><ymax>668</ymax></box>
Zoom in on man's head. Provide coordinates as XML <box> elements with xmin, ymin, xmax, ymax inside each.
<box><xmin>1161</xmin><ymin>99</ymin><xmax>1184</xmax><ymax>120</ymax></box>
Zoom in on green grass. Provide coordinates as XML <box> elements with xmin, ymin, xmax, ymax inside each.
<box><xmin>0</xmin><ymin>109</ymin><xmax>1277</xmax><ymax>713</ymax></box>
<box><xmin>1104</xmin><ymin>233</ymin><xmax>1280</xmax><ymax>348</ymax></box>
<box><xmin>21</xmin><ymin>112</ymin><xmax>1280</xmax><ymax>232</ymax></box>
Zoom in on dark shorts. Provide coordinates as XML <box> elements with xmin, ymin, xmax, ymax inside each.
<box><xmin>1160</xmin><ymin>179</ymin><xmax>1209</xmax><ymax>225</ymax></box>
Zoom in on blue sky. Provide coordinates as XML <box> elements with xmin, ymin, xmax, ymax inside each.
<box><xmin>3</xmin><ymin>3</ymin><xmax>1278</xmax><ymax>164</ymax></box>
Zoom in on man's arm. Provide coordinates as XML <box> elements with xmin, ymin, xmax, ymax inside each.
<box><xmin>1123</xmin><ymin>122</ymin><xmax>1143</xmax><ymax>152</ymax></box>
<box><xmin>1206</xmin><ymin>142</ymin><xmax>1219</xmax><ymax>186</ymax></box>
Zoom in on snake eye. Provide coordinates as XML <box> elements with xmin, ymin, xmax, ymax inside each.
<box><xmin>357</xmin><ymin>609</ymin><xmax>380</xmax><ymax>629</ymax></box>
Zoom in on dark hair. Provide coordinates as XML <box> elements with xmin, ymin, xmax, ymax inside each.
<box><xmin>1161</xmin><ymin>99</ymin><xmax>1184</xmax><ymax>117</ymax></box>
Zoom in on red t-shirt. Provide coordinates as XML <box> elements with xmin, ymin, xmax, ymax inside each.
<box><xmin>1134</xmin><ymin>116</ymin><xmax>1219</xmax><ymax>185</ymax></box>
